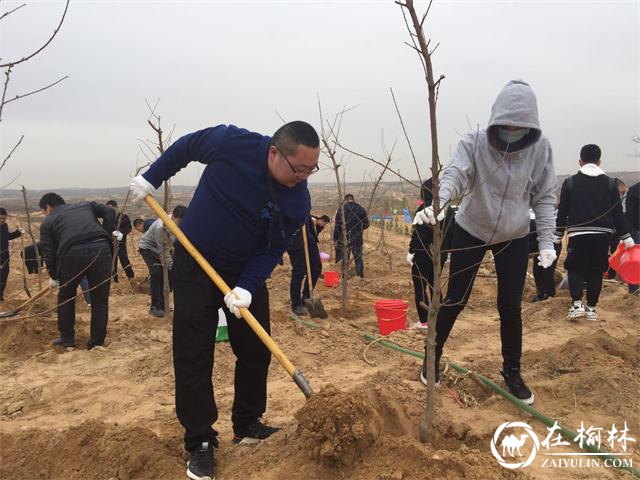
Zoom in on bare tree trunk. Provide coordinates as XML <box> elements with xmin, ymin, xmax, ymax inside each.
<box><xmin>401</xmin><ymin>0</ymin><xmax>446</xmax><ymax>444</ymax></box>
<box><xmin>20</xmin><ymin>186</ymin><xmax>43</xmax><ymax>290</ymax></box>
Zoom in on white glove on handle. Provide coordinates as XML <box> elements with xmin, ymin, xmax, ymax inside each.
<box><xmin>538</xmin><ymin>249</ymin><xmax>557</xmax><ymax>269</ymax></box>
<box><xmin>622</xmin><ymin>237</ymin><xmax>635</xmax><ymax>249</ymax></box>
<box><xmin>553</xmin><ymin>234</ymin><xmax>563</xmax><ymax>245</ymax></box>
<box><xmin>406</xmin><ymin>252</ymin><xmax>415</xmax><ymax>266</ymax></box>
<box><xmin>18</xmin><ymin>227</ymin><xmax>25</xmax><ymax>234</ymax></box>
<box><xmin>112</xmin><ymin>230</ymin><xmax>123</xmax><ymax>242</ymax></box>
<box><xmin>49</xmin><ymin>279</ymin><xmax>59</xmax><ymax>289</ymax></box>
<box><xmin>129</xmin><ymin>174</ymin><xmax>157</xmax><ymax>202</ymax></box>
<box><xmin>224</xmin><ymin>287</ymin><xmax>252</xmax><ymax>319</ymax></box>
<box><xmin>413</xmin><ymin>205</ymin><xmax>446</xmax><ymax>226</ymax></box>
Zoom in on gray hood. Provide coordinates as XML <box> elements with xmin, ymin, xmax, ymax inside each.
<box><xmin>487</xmin><ymin>79</ymin><xmax>542</xmax><ymax>152</ymax></box>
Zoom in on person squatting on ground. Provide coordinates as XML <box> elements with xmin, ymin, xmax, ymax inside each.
<box><xmin>0</xmin><ymin>208</ymin><xmax>24</xmax><ymax>302</ymax></box>
<box><xmin>129</xmin><ymin>121</ymin><xmax>320</xmax><ymax>480</ymax></box>
<box><xmin>555</xmin><ymin>145</ymin><xmax>633</xmax><ymax>321</ymax></box>
<box><xmin>528</xmin><ymin>209</ymin><xmax>560</xmax><ymax>302</ymax></box>
<box><xmin>333</xmin><ymin>194</ymin><xmax>369</xmax><ymax>278</ymax></box>
<box><xmin>39</xmin><ymin>193</ymin><xmax>117</xmax><ymax>349</ymax></box>
<box><xmin>413</xmin><ymin>80</ymin><xmax>557</xmax><ymax>405</ymax></box>
<box><xmin>625</xmin><ymin>181</ymin><xmax>640</xmax><ymax>294</ymax></box>
<box><xmin>406</xmin><ymin>178</ymin><xmax>455</xmax><ymax>325</ymax></box>
<box><xmin>287</xmin><ymin>214</ymin><xmax>329</xmax><ymax>316</ymax></box>
<box><xmin>106</xmin><ymin>200</ymin><xmax>135</xmax><ymax>286</ymax></box>
<box><xmin>138</xmin><ymin>205</ymin><xmax>186</xmax><ymax>318</ymax></box>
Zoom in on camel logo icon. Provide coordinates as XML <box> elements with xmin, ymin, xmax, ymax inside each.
<box><xmin>491</xmin><ymin>421</ymin><xmax>540</xmax><ymax>469</ymax></box>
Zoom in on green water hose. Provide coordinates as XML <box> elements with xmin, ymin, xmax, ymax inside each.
<box><xmin>287</xmin><ymin>313</ymin><xmax>321</xmax><ymax>329</ymax></box>
<box><xmin>362</xmin><ymin>333</ymin><xmax>640</xmax><ymax>478</ymax></box>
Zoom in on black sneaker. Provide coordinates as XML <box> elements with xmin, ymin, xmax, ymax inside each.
<box><xmin>149</xmin><ymin>306</ymin><xmax>165</xmax><ymax>318</ymax></box>
<box><xmin>232</xmin><ymin>420</ymin><xmax>281</xmax><ymax>445</ymax></box>
<box><xmin>419</xmin><ymin>354</ymin><xmax>440</xmax><ymax>386</ymax></box>
<box><xmin>187</xmin><ymin>442</ymin><xmax>215</xmax><ymax>480</ymax></box>
<box><xmin>52</xmin><ymin>337</ymin><xmax>75</xmax><ymax>348</ymax></box>
<box><xmin>501</xmin><ymin>368</ymin><xmax>534</xmax><ymax>405</ymax></box>
<box><xmin>530</xmin><ymin>293</ymin><xmax>548</xmax><ymax>303</ymax></box>
<box><xmin>292</xmin><ymin>305</ymin><xmax>309</xmax><ymax>317</ymax></box>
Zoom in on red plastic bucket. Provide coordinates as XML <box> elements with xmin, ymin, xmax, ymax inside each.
<box><xmin>374</xmin><ymin>299</ymin><xmax>408</xmax><ymax>336</ymax></box>
<box><xmin>618</xmin><ymin>245</ymin><xmax>640</xmax><ymax>284</ymax></box>
<box><xmin>608</xmin><ymin>242</ymin><xmax>624</xmax><ymax>272</ymax></box>
<box><xmin>324</xmin><ymin>271</ymin><xmax>340</xmax><ymax>287</ymax></box>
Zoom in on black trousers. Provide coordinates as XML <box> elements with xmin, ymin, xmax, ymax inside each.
<box><xmin>112</xmin><ymin>238</ymin><xmax>135</xmax><ymax>281</ymax></box>
<box><xmin>288</xmin><ymin>242</ymin><xmax>321</xmax><ymax>308</ymax></box>
<box><xmin>531</xmin><ymin>242</ymin><xmax>561</xmax><ymax>298</ymax></box>
<box><xmin>57</xmin><ymin>240</ymin><xmax>112</xmax><ymax>345</ymax></box>
<box><xmin>335</xmin><ymin>240</ymin><xmax>364</xmax><ymax>277</ymax></box>
<box><xmin>139</xmin><ymin>248</ymin><xmax>165</xmax><ymax>310</ymax></box>
<box><xmin>565</xmin><ymin>234</ymin><xmax>610</xmax><ymax>306</ymax></box>
<box><xmin>172</xmin><ymin>244</ymin><xmax>271</xmax><ymax>453</ymax></box>
<box><xmin>0</xmin><ymin>259</ymin><xmax>9</xmax><ymax>301</ymax></box>
<box><xmin>411</xmin><ymin>251</ymin><xmax>447</xmax><ymax>324</ymax></box>
<box><xmin>433</xmin><ymin>224</ymin><xmax>529</xmax><ymax>370</ymax></box>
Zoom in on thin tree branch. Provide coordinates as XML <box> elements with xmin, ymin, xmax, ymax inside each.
<box><xmin>0</xmin><ymin>0</ymin><xmax>70</xmax><ymax>68</ymax></box>
<box><xmin>0</xmin><ymin>3</ymin><xmax>26</xmax><ymax>21</ymax></box>
<box><xmin>0</xmin><ymin>134</ymin><xmax>23</xmax><ymax>172</ymax></box>
<box><xmin>3</xmin><ymin>75</ymin><xmax>68</xmax><ymax>105</ymax></box>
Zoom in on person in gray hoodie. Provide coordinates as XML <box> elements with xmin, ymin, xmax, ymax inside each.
<box><xmin>414</xmin><ymin>79</ymin><xmax>557</xmax><ymax>405</ymax></box>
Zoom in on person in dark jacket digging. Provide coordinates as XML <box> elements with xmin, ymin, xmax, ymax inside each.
<box><xmin>0</xmin><ymin>208</ymin><xmax>24</xmax><ymax>302</ymax></box>
<box><xmin>106</xmin><ymin>200</ymin><xmax>135</xmax><ymax>286</ymax></box>
<box><xmin>333</xmin><ymin>194</ymin><xmax>369</xmax><ymax>278</ymax></box>
<box><xmin>287</xmin><ymin>214</ymin><xmax>329</xmax><ymax>316</ymax></box>
<box><xmin>128</xmin><ymin>121</ymin><xmax>320</xmax><ymax>480</ymax></box>
<box><xmin>39</xmin><ymin>193</ymin><xmax>117</xmax><ymax>349</ymax></box>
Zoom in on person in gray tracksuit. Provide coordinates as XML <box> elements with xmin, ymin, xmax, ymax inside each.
<box><xmin>414</xmin><ymin>79</ymin><xmax>557</xmax><ymax>404</ymax></box>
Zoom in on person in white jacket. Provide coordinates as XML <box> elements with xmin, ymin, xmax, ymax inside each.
<box><xmin>415</xmin><ymin>79</ymin><xmax>557</xmax><ymax>405</ymax></box>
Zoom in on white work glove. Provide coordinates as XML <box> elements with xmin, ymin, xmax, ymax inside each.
<box><xmin>129</xmin><ymin>174</ymin><xmax>157</xmax><ymax>202</ymax></box>
<box><xmin>49</xmin><ymin>279</ymin><xmax>59</xmax><ymax>289</ymax></box>
<box><xmin>413</xmin><ymin>205</ymin><xmax>446</xmax><ymax>226</ymax></box>
<box><xmin>112</xmin><ymin>230</ymin><xmax>123</xmax><ymax>242</ymax></box>
<box><xmin>622</xmin><ymin>237</ymin><xmax>635</xmax><ymax>249</ymax></box>
<box><xmin>553</xmin><ymin>234</ymin><xmax>563</xmax><ymax>245</ymax></box>
<box><xmin>224</xmin><ymin>287</ymin><xmax>252</xmax><ymax>319</ymax></box>
<box><xmin>18</xmin><ymin>227</ymin><xmax>25</xmax><ymax>234</ymax></box>
<box><xmin>406</xmin><ymin>252</ymin><xmax>415</xmax><ymax>266</ymax></box>
<box><xmin>537</xmin><ymin>249</ymin><xmax>557</xmax><ymax>269</ymax></box>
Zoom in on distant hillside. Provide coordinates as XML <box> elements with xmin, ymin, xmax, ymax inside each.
<box><xmin>0</xmin><ymin>171</ymin><xmax>637</xmax><ymax>215</ymax></box>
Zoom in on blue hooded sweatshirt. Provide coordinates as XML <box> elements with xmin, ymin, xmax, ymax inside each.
<box><xmin>142</xmin><ymin>124</ymin><xmax>310</xmax><ymax>294</ymax></box>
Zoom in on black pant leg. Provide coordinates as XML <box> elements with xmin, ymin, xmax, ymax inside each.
<box><xmin>585</xmin><ymin>235</ymin><xmax>610</xmax><ymax>306</ymax></box>
<box><xmin>565</xmin><ymin>236</ymin><xmax>587</xmax><ymax>302</ymax></box>
<box><xmin>228</xmin><ymin>283</ymin><xmax>271</xmax><ymax>433</ymax></box>
<box><xmin>172</xmin><ymin>245</ymin><xmax>222</xmax><ymax>453</ymax></box>
<box><xmin>288</xmin><ymin>249</ymin><xmax>306</xmax><ymax>308</ymax></box>
<box><xmin>85</xmin><ymin>244</ymin><xmax>112</xmax><ymax>346</ymax></box>
<box><xmin>435</xmin><ymin>225</ymin><xmax>487</xmax><ymax>358</ymax></box>
<box><xmin>140</xmin><ymin>248</ymin><xmax>164</xmax><ymax>310</ymax></box>
<box><xmin>412</xmin><ymin>252</ymin><xmax>434</xmax><ymax>324</ymax></box>
<box><xmin>57</xmin><ymin>253</ymin><xmax>85</xmax><ymax>339</ymax></box>
<box><xmin>118</xmin><ymin>240</ymin><xmax>135</xmax><ymax>279</ymax></box>
<box><xmin>0</xmin><ymin>260</ymin><xmax>9</xmax><ymax>300</ymax></box>
<box><xmin>492</xmin><ymin>234</ymin><xmax>529</xmax><ymax>370</ymax></box>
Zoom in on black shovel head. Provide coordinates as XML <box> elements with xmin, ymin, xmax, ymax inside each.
<box><xmin>304</xmin><ymin>298</ymin><xmax>328</xmax><ymax>319</ymax></box>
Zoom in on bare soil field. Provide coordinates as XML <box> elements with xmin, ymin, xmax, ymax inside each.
<box><xmin>0</xmin><ymin>213</ymin><xmax>638</xmax><ymax>480</ymax></box>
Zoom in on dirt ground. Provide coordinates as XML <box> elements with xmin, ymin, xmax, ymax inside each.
<box><xmin>0</xmin><ymin>220</ymin><xmax>638</xmax><ymax>480</ymax></box>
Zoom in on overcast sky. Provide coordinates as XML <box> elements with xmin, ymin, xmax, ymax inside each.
<box><xmin>1</xmin><ymin>0</ymin><xmax>638</xmax><ymax>190</ymax></box>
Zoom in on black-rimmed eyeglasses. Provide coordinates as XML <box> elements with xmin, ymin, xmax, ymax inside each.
<box><xmin>273</xmin><ymin>143</ymin><xmax>319</xmax><ymax>176</ymax></box>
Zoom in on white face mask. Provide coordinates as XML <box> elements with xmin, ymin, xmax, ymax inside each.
<box><xmin>498</xmin><ymin>127</ymin><xmax>529</xmax><ymax>144</ymax></box>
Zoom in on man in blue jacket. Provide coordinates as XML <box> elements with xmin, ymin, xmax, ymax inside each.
<box><xmin>129</xmin><ymin>121</ymin><xmax>319</xmax><ymax>480</ymax></box>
